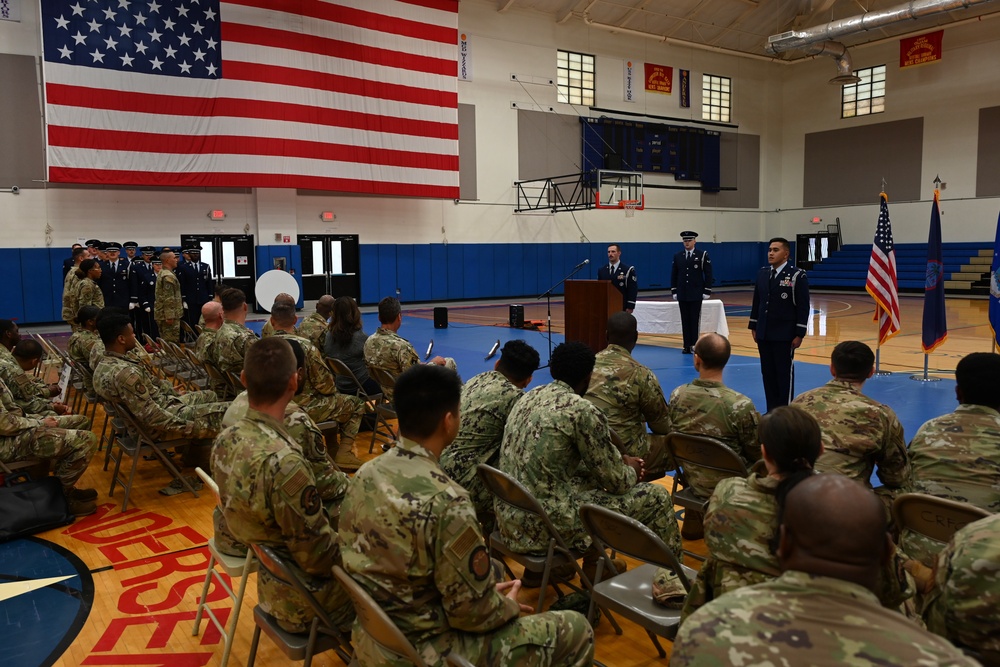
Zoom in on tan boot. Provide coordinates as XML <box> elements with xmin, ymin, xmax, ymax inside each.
<box><xmin>67</xmin><ymin>497</ymin><xmax>97</xmax><ymax>517</ymax></box>
<box><xmin>334</xmin><ymin>438</ymin><xmax>363</xmax><ymax>471</ymax></box>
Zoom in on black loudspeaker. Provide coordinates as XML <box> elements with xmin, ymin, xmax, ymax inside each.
<box><xmin>509</xmin><ymin>304</ymin><xmax>525</xmax><ymax>328</ymax></box>
<box><xmin>433</xmin><ymin>307</ymin><xmax>448</xmax><ymax>329</ymax></box>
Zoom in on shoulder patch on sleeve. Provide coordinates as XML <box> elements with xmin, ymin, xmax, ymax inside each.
<box><xmin>301</xmin><ymin>485</ymin><xmax>321</xmax><ymax>515</ymax></box>
<box><xmin>282</xmin><ymin>468</ymin><xmax>310</xmax><ymax>497</ymax></box>
<box><xmin>447</xmin><ymin>524</ymin><xmax>480</xmax><ymax>562</ymax></box>
<box><xmin>469</xmin><ymin>545</ymin><xmax>491</xmax><ymax>581</ymax></box>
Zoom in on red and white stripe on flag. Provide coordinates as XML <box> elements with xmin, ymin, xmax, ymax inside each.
<box><xmin>41</xmin><ymin>0</ymin><xmax>459</xmax><ymax>197</ymax></box>
<box><xmin>865</xmin><ymin>194</ymin><xmax>901</xmax><ymax>345</ymax></box>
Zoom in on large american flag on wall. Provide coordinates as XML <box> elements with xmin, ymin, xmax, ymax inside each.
<box><xmin>39</xmin><ymin>0</ymin><xmax>459</xmax><ymax>198</ymax></box>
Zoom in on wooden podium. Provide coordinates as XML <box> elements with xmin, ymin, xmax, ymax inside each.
<box><xmin>565</xmin><ymin>280</ymin><xmax>622</xmax><ymax>352</ymax></box>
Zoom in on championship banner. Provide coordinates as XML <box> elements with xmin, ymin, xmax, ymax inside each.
<box><xmin>459</xmin><ymin>33</ymin><xmax>472</xmax><ymax>81</ymax></box>
<box><xmin>644</xmin><ymin>63</ymin><xmax>673</xmax><ymax>95</ymax></box>
<box><xmin>679</xmin><ymin>69</ymin><xmax>690</xmax><ymax>108</ymax></box>
<box><xmin>624</xmin><ymin>60</ymin><xmax>636</xmax><ymax>103</ymax></box>
<box><xmin>1</xmin><ymin>0</ymin><xmax>20</xmax><ymax>22</ymax></box>
<box><xmin>900</xmin><ymin>30</ymin><xmax>943</xmax><ymax>68</ymax></box>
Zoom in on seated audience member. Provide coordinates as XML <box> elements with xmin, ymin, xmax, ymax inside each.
<box><xmin>439</xmin><ymin>340</ymin><xmax>540</xmax><ymax>534</ymax></box>
<box><xmin>207</xmin><ymin>288</ymin><xmax>258</xmax><ymax>374</ymax></box>
<box><xmin>93</xmin><ymin>313</ymin><xmax>228</xmax><ymax>441</ymax></box>
<box><xmin>67</xmin><ymin>306</ymin><xmax>103</xmax><ymax>392</ymax></box>
<box><xmin>212</xmin><ymin>337</ymin><xmax>354</xmax><ymax>634</ymax></box>
<box><xmin>671</xmin><ymin>474</ymin><xmax>978</xmax><ymax>667</ymax></box>
<box><xmin>498</xmin><ymin>341</ymin><xmax>680</xmax><ymax>582</ymax></box>
<box><xmin>324</xmin><ymin>296</ymin><xmax>380</xmax><ymax>396</ymax></box>
<box><xmin>671</xmin><ymin>405</ymin><xmax>819</xmax><ymax>616</ymax></box>
<box><xmin>585</xmin><ymin>312</ymin><xmax>671</xmax><ymax>478</ymax></box>
<box><xmin>0</xmin><ymin>339</ymin><xmax>85</xmax><ymax>426</ymax></box>
<box><xmin>297</xmin><ymin>294</ymin><xmax>333</xmax><ymax>351</ymax></box>
<box><xmin>260</xmin><ymin>293</ymin><xmax>296</xmax><ymax>338</ymax></box>
<box><xmin>794</xmin><ymin>340</ymin><xmax>910</xmax><ymax>511</ymax></box>
<box><xmin>0</xmin><ymin>378</ymin><xmax>98</xmax><ymax>516</ymax></box>
<box><xmin>663</xmin><ymin>332</ymin><xmax>760</xmax><ymax>538</ymax></box>
<box><xmin>195</xmin><ymin>300</ymin><xmax>224</xmax><ymax>362</ymax></box>
<box><xmin>363</xmin><ymin>296</ymin><xmax>455</xmax><ymax>401</ymax></box>
<box><xmin>905</xmin><ymin>351</ymin><xmax>1000</xmax><ymax>566</ymax></box>
<box><xmin>919</xmin><ymin>513</ymin><xmax>1000</xmax><ymax>661</ymax></box>
<box><xmin>339</xmin><ymin>364</ymin><xmax>594</xmax><ymax>667</ymax></box>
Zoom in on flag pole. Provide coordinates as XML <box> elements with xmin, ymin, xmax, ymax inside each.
<box><xmin>874</xmin><ymin>346</ymin><xmax>890</xmax><ymax>376</ymax></box>
<box><xmin>911</xmin><ymin>183</ymin><xmax>946</xmax><ymax>383</ymax></box>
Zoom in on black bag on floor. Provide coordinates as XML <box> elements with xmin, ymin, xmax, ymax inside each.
<box><xmin>0</xmin><ymin>472</ymin><xmax>74</xmax><ymax>542</ymax></box>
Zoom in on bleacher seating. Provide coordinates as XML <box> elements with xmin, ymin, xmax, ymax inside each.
<box><xmin>807</xmin><ymin>243</ymin><xmax>993</xmax><ymax>293</ymax></box>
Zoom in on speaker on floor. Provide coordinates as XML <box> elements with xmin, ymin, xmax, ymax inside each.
<box><xmin>433</xmin><ymin>307</ymin><xmax>448</xmax><ymax>329</ymax></box>
<box><xmin>509</xmin><ymin>304</ymin><xmax>524</xmax><ymax>328</ymax></box>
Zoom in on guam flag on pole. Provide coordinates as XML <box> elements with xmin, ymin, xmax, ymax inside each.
<box><xmin>990</xmin><ymin>211</ymin><xmax>1000</xmax><ymax>351</ymax></box>
<box><xmin>922</xmin><ymin>191</ymin><xmax>948</xmax><ymax>353</ymax></box>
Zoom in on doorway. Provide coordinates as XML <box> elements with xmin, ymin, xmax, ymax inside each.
<box><xmin>297</xmin><ymin>234</ymin><xmax>360</xmax><ymax>301</ymax></box>
<box><xmin>179</xmin><ymin>234</ymin><xmax>257</xmax><ymax>304</ymax></box>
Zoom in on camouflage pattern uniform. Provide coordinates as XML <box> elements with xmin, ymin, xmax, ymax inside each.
<box><xmin>665</xmin><ymin>379</ymin><xmax>760</xmax><ymax>497</ymax></box>
<box><xmin>672</xmin><ymin>570</ymin><xmax>978</xmax><ymax>667</ymax></box>
<box><xmin>212</xmin><ymin>408</ymin><xmax>354</xmax><ymax>634</ymax></box>
<box><xmin>339</xmin><ymin>436</ymin><xmax>594</xmax><ymax>667</ymax></box>
<box><xmin>924</xmin><ymin>513</ymin><xmax>1000</xmax><ymax>657</ymax></box>
<box><xmin>93</xmin><ymin>350</ymin><xmax>227</xmax><ymax>440</ymax></box>
<box><xmin>585</xmin><ymin>344</ymin><xmax>671</xmax><ymax>473</ymax></box>
<box><xmin>62</xmin><ymin>270</ymin><xmax>82</xmax><ymax>330</ymax></box>
<box><xmin>74</xmin><ymin>276</ymin><xmax>104</xmax><ymax>310</ymax></box>
<box><xmin>154</xmin><ymin>267</ymin><xmax>182</xmax><ymax>343</ymax></box>
<box><xmin>208</xmin><ymin>320</ymin><xmax>258</xmax><ymax>374</ymax></box>
<box><xmin>794</xmin><ymin>380</ymin><xmax>910</xmax><ymax>508</ymax></box>
<box><xmin>363</xmin><ymin>326</ymin><xmax>455</xmax><ymax>401</ymax></box>
<box><xmin>0</xmin><ymin>349</ymin><xmax>86</xmax><ymax>425</ymax></box>
<box><xmin>260</xmin><ymin>319</ymin><xmax>277</xmax><ymax>338</ymax></box>
<box><xmin>68</xmin><ymin>329</ymin><xmax>102</xmax><ymax>392</ymax></box>
<box><xmin>215</xmin><ymin>392</ymin><xmax>351</xmax><ymax>557</ymax></box>
<box><xmin>904</xmin><ymin>403</ymin><xmax>1000</xmax><ymax>566</ymax></box>
<box><xmin>296</xmin><ymin>312</ymin><xmax>328</xmax><ymax>351</ymax></box>
<box><xmin>0</xmin><ymin>379</ymin><xmax>97</xmax><ymax>489</ymax></box>
<box><xmin>439</xmin><ymin>371</ymin><xmax>525</xmax><ymax>534</ymax></box>
<box><xmin>498</xmin><ymin>380</ymin><xmax>680</xmax><ymax>557</ymax></box>
<box><xmin>193</xmin><ymin>327</ymin><xmax>217</xmax><ymax>363</ymax></box>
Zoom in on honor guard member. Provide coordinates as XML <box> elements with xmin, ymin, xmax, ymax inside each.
<box><xmin>99</xmin><ymin>242</ymin><xmax>131</xmax><ymax>310</ymax></box>
<box><xmin>178</xmin><ymin>245</ymin><xmax>215</xmax><ymax>330</ymax></box>
<box><xmin>130</xmin><ymin>246</ymin><xmax>158</xmax><ymax>339</ymax></box>
<box><xmin>85</xmin><ymin>239</ymin><xmax>101</xmax><ymax>259</ymax></box>
<box><xmin>749</xmin><ymin>237</ymin><xmax>810</xmax><ymax>412</ymax></box>
<box><xmin>122</xmin><ymin>241</ymin><xmax>138</xmax><ymax>261</ymax></box>
<box><xmin>598</xmin><ymin>243</ymin><xmax>638</xmax><ymax>313</ymax></box>
<box><xmin>671</xmin><ymin>231</ymin><xmax>714</xmax><ymax>354</ymax></box>
<box><xmin>155</xmin><ymin>250</ymin><xmax>184</xmax><ymax>344</ymax></box>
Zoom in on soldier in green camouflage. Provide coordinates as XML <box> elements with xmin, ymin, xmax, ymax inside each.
<box><xmin>793</xmin><ymin>341</ymin><xmax>910</xmax><ymax>512</ymax></box>
<box><xmin>922</xmin><ymin>513</ymin><xmax>1000</xmax><ymax>659</ymax></box>
<box><xmin>339</xmin><ymin>364</ymin><xmax>594</xmax><ymax>667</ymax></box>
<box><xmin>585</xmin><ymin>312</ymin><xmax>671</xmax><ymax>477</ymax></box>
<box><xmin>74</xmin><ymin>259</ymin><xmax>105</xmax><ymax>310</ymax></box>
<box><xmin>269</xmin><ymin>303</ymin><xmax>365</xmax><ymax>469</ymax></box>
<box><xmin>905</xmin><ymin>351</ymin><xmax>1000</xmax><ymax>566</ymax></box>
<box><xmin>260</xmin><ymin>293</ymin><xmax>296</xmax><ymax>339</ymax></box>
<box><xmin>93</xmin><ymin>313</ymin><xmax>228</xmax><ymax>440</ymax></box>
<box><xmin>296</xmin><ymin>294</ymin><xmax>333</xmax><ymax>350</ymax></box>
<box><xmin>0</xmin><ymin>339</ymin><xmax>86</xmax><ymax>426</ymax></box>
<box><xmin>212</xmin><ymin>337</ymin><xmax>354</xmax><ymax>634</ymax></box>
<box><xmin>498</xmin><ymin>341</ymin><xmax>681</xmax><ymax>575</ymax></box>
<box><xmin>363</xmin><ymin>297</ymin><xmax>455</xmax><ymax>402</ymax></box>
<box><xmin>67</xmin><ymin>306</ymin><xmax>103</xmax><ymax>393</ymax></box>
<box><xmin>154</xmin><ymin>251</ymin><xmax>183</xmax><ymax>344</ymax></box>
<box><xmin>62</xmin><ymin>246</ymin><xmax>87</xmax><ymax>331</ymax></box>
<box><xmin>207</xmin><ymin>288</ymin><xmax>258</xmax><ymax>374</ymax></box>
<box><xmin>194</xmin><ymin>301</ymin><xmax>222</xmax><ymax>362</ymax></box>
<box><xmin>672</xmin><ymin>474</ymin><xmax>977</xmax><ymax>667</ymax></box>
<box><xmin>439</xmin><ymin>340</ymin><xmax>540</xmax><ymax>534</ymax></box>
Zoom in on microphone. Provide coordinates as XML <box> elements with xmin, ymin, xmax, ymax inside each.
<box><xmin>485</xmin><ymin>339</ymin><xmax>501</xmax><ymax>361</ymax></box>
<box><xmin>573</xmin><ymin>259</ymin><xmax>590</xmax><ymax>270</ymax></box>
<box><xmin>424</xmin><ymin>339</ymin><xmax>434</xmax><ymax>360</ymax></box>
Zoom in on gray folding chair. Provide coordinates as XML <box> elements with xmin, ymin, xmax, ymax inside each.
<box><xmin>326</xmin><ymin>357</ymin><xmax>394</xmax><ymax>452</ymax></box>
<box><xmin>579</xmin><ymin>503</ymin><xmax>698</xmax><ymax>658</ymax></box>
<box><xmin>892</xmin><ymin>493</ymin><xmax>991</xmax><ymax>546</ymax></box>
<box><xmin>365</xmin><ymin>365</ymin><xmax>400</xmax><ymax>452</ymax></box>
<box><xmin>662</xmin><ymin>432</ymin><xmax>749</xmax><ymax>515</ymax></box>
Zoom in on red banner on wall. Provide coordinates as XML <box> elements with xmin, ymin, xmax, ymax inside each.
<box><xmin>900</xmin><ymin>30</ymin><xmax>943</xmax><ymax>68</ymax></box>
<box><xmin>644</xmin><ymin>63</ymin><xmax>673</xmax><ymax>94</ymax></box>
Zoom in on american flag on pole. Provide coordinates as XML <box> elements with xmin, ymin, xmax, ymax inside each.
<box><xmin>865</xmin><ymin>193</ymin><xmax>901</xmax><ymax>345</ymax></box>
<box><xmin>39</xmin><ymin>0</ymin><xmax>459</xmax><ymax>198</ymax></box>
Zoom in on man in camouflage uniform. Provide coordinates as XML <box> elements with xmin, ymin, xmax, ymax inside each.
<box><xmin>297</xmin><ymin>294</ymin><xmax>333</xmax><ymax>350</ymax></box>
<box><xmin>67</xmin><ymin>305</ymin><xmax>103</xmax><ymax>393</ymax></box>
<box><xmin>93</xmin><ymin>313</ymin><xmax>228</xmax><ymax>441</ymax></box>
<box><xmin>213</xmin><ymin>337</ymin><xmax>354</xmax><ymax>634</ymax></box>
<box><xmin>439</xmin><ymin>340</ymin><xmax>540</xmax><ymax>534</ymax></box>
<box><xmin>672</xmin><ymin>474</ymin><xmax>977</xmax><ymax>667</ymax></box>
<box><xmin>195</xmin><ymin>301</ymin><xmax>223</xmax><ymax>363</ymax></box>
<box><xmin>339</xmin><ymin>364</ymin><xmax>594</xmax><ymax>667</ymax></box>
<box><xmin>921</xmin><ymin>513</ymin><xmax>1000</xmax><ymax>660</ymax></box>
<box><xmin>0</xmin><ymin>337</ymin><xmax>86</xmax><ymax>426</ymax></box>
<box><xmin>260</xmin><ymin>293</ymin><xmax>296</xmax><ymax>339</ymax></box>
<box><xmin>585</xmin><ymin>312</ymin><xmax>671</xmax><ymax>478</ymax></box>
<box><xmin>0</xmin><ymin>378</ymin><xmax>99</xmax><ymax>516</ymax></box>
<box><xmin>154</xmin><ymin>250</ymin><xmax>183</xmax><ymax>344</ymax></box>
<box><xmin>269</xmin><ymin>303</ymin><xmax>365</xmax><ymax>469</ymax></box>
<box><xmin>794</xmin><ymin>341</ymin><xmax>910</xmax><ymax>513</ymax></box>
<box><xmin>498</xmin><ymin>341</ymin><xmax>681</xmax><ymax>578</ymax></box>
<box><xmin>62</xmin><ymin>246</ymin><xmax>87</xmax><ymax>331</ymax></box>
<box><xmin>905</xmin><ymin>351</ymin><xmax>1000</xmax><ymax>566</ymax></box>
<box><xmin>207</xmin><ymin>288</ymin><xmax>258</xmax><ymax>374</ymax></box>
<box><xmin>363</xmin><ymin>297</ymin><xmax>455</xmax><ymax>402</ymax></box>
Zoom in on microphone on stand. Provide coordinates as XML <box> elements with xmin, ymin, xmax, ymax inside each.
<box><xmin>573</xmin><ymin>259</ymin><xmax>590</xmax><ymax>271</ymax></box>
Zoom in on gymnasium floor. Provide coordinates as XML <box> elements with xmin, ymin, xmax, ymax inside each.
<box><xmin>0</xmin><ymin>290</ymin><xmax>990</xmax><ymax>667</ymax></box>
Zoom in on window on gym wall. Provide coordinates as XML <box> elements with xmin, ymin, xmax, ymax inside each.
<box><xmin>557</xmin><ymin>50</ymin><xmax>595</xmax><ymax>106</ymax></box>
<box><xmin>702</xmin><ymin>74</ymin><xmax>731</xmax><ymax>122</ymax></box>
<box><xmin>842</xmin><ymin>65</ymin><xmax>886</xmax><ymax>118</ymax></box>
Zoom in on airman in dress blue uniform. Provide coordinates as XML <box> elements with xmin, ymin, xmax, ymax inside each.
<box><xmin>177</xmin><ymin>245</ymin><xmax>215</xmax><ymax>330</ymax></box>
<box><xmin>99</xmin><ymin>241</ymin><xmax>132</xmax><ymax>310</ymax></box>
<box><xmin>597</xmin><ymin>243</ymin><xmax>638</xmax><ymax>312</ymax></box>
<box><xmin>671</xmin><ymin>231</ymin><xmax>714</xmax><ymax>353</ymax></box>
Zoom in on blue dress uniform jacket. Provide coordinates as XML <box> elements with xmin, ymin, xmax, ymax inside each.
<box><xmin>177</xmin><ymin>260</ymin><xmax>215</xmax><ymax>326</ymax></box>
<box><xmin>597</xmin><ymin>263</ymin><xmax>638</xmax><ymax>310</ymax></box>
<box><xmin>671</xmin><ymin>250</ymin><xmax>713</xmax><ymax>301</ymax></box>
<box><xmin>130</xmin><ymin>260</ymin><xmax>158</xmax><ymax>338</ymax></box>
<box><xmin>99</xmin><ymin>257</ymin><xmax>132</xmax><ymax>309</ymax></box>
<box><xmin>748</xmin><ymin>264</ymin><xmax>810</xmax><ymax>341</ymax></box>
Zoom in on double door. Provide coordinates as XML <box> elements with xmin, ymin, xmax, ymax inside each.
<box><xmin>179</xmin><ymin>234</ymin><xmax>256</xmax><ymax>304</ymax></box>
<box><xmin>297</xmin><ymin>234</ymin><xmax>360</xmax><ymax>301</ymax></box>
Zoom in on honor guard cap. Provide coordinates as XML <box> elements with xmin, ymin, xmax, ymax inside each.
<box><xmin>85</xmin><ymin>239</ymin><xmax>100</xmax><ymax>248</ymax></box>
<box><xmin>103</xmin><ymin>241</ymin><xmax>123</xmax><ymax>251</ymax></box>
<box><xmin>680</xmin><ymin>231</ymin><xmax>698</xmax><ymax>240</ymax></box>
<box><xmin>184</xmin><ymin>245</ymin><xmax>202</xmax><ymax>254</ymax></box>
<box><xmin>140</xmin><ymin>245</ymin><xmax>155</xmax><ymax>255</ymax></box>
<box><xmin>123</xmin><ymin>241</ymin><xmax>139</xmax><ymax>249</ymax></box>
<box><xmin>151</xmin><ymin>255</ymin><xmax>162</xmax><ymax>265</ymax></box>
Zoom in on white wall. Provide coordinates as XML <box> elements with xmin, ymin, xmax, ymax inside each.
<box><xmin>2</xmin><ymin>0</ymin><xmax>999</xmax><ymax>250</ymax></box>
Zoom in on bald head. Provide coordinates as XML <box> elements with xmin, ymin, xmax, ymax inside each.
<box><xmin>777</xmin><ymin>474</ymin><xmax>890</xmax><ymax>591</ymax></box>
<box><xmin>272</xmin><ymin>293</ymin><xmax>295</xmax><ymax>308</ymax></box>
<box><xmin>316</xmin><ymin>294</ymin><xmax>335</xmax><ymax>317</ymax></box>
<box><xmin>202</xmin><ymin>301</ymin><xmax>223</xmax><ymax>329</ymax></box>
<box><xmin>606</xmin><ymin>311</ymin><xmax>639</xmax><ymax>351</ymax></box>
<box><xmin>693</xmin><ymin>333</ymin><xmax>731</xmax><ymax>370</ymax></box>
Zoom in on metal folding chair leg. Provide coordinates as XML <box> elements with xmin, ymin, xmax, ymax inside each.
<box><xmin>192</xmin><ymin>543</ymin><xmax>257</xmax><ymax>667</ymax></box>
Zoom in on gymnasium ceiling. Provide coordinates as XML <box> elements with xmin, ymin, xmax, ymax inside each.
<box><xmin>494</xmin><ymin>0</ymin><xmax>1000</xmax><ymax>61</ymax></box>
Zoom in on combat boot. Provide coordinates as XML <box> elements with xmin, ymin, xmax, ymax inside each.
<box><xmin>67</xmin><ymin>497</ymin><xmax>97</xmax><ymax>517</ymax></box>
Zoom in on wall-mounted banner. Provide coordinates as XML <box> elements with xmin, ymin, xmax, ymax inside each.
<box><xmin>459</xmin><ymin>33</ymin><xmax>472</xmax><ymax>81</ymax></box>
<box><xmin>680</xmin><ymin>69</ymin><xmax>690</xmax><ymax>108</ymax></box>
<box><xmin>1</xmin><ymin>0</ymin><xmax>21</xmax><ymax>22</ymax></box>
<box><xmin>900</xmin><ymin>30</ymin><xmax>943</xmax><ymax>68</ymax></box>
<box><xmin>644</xmin><ymin>63</ymin><xmax>673</xmax><ymax>95</ymax></box>
<box><xmin>624</xmin><ymin>60</ymin><xmax>636</xmax><ymax>102</ymax></box>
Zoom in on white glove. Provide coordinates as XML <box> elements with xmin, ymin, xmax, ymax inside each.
<box><xmin>145</xmin><ymin>307</ymin><xmax>151</xmax><ymax>313</ymax></box>
<box><xmin>703</xmin><ymin>294</ymin><xmax>709</xmax><ymax>300</ymax></box>
<box><xmin>129</xmin><ymin>302</ymin><xmax>137</xmax><ymax>310</ymax></box>
<box><xmin>182</xmin><ymin>301</ymin><xmax>189</xmax><ymax>310</ymax></box>
<box><xmin>672</xmin><ymin>294</ymin><xmax>678</xmax><ymax>301</ymax></box>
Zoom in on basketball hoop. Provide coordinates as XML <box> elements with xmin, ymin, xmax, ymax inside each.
<box><xmin>621</xmin><ymin>199</ymin><xmax>640</xmax><ymax>218</ymax></box>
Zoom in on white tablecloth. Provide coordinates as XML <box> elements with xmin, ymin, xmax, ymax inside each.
<box><xmin>632</xmin><ymin>299</ymin><xmax>729</xmax><ymax>337</ymax></box>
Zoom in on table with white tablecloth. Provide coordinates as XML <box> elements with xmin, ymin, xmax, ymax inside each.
<box><xmin>632</xmin><ymin>299</ymin><xmax>729</xmax><ymax>337</ymax></box>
